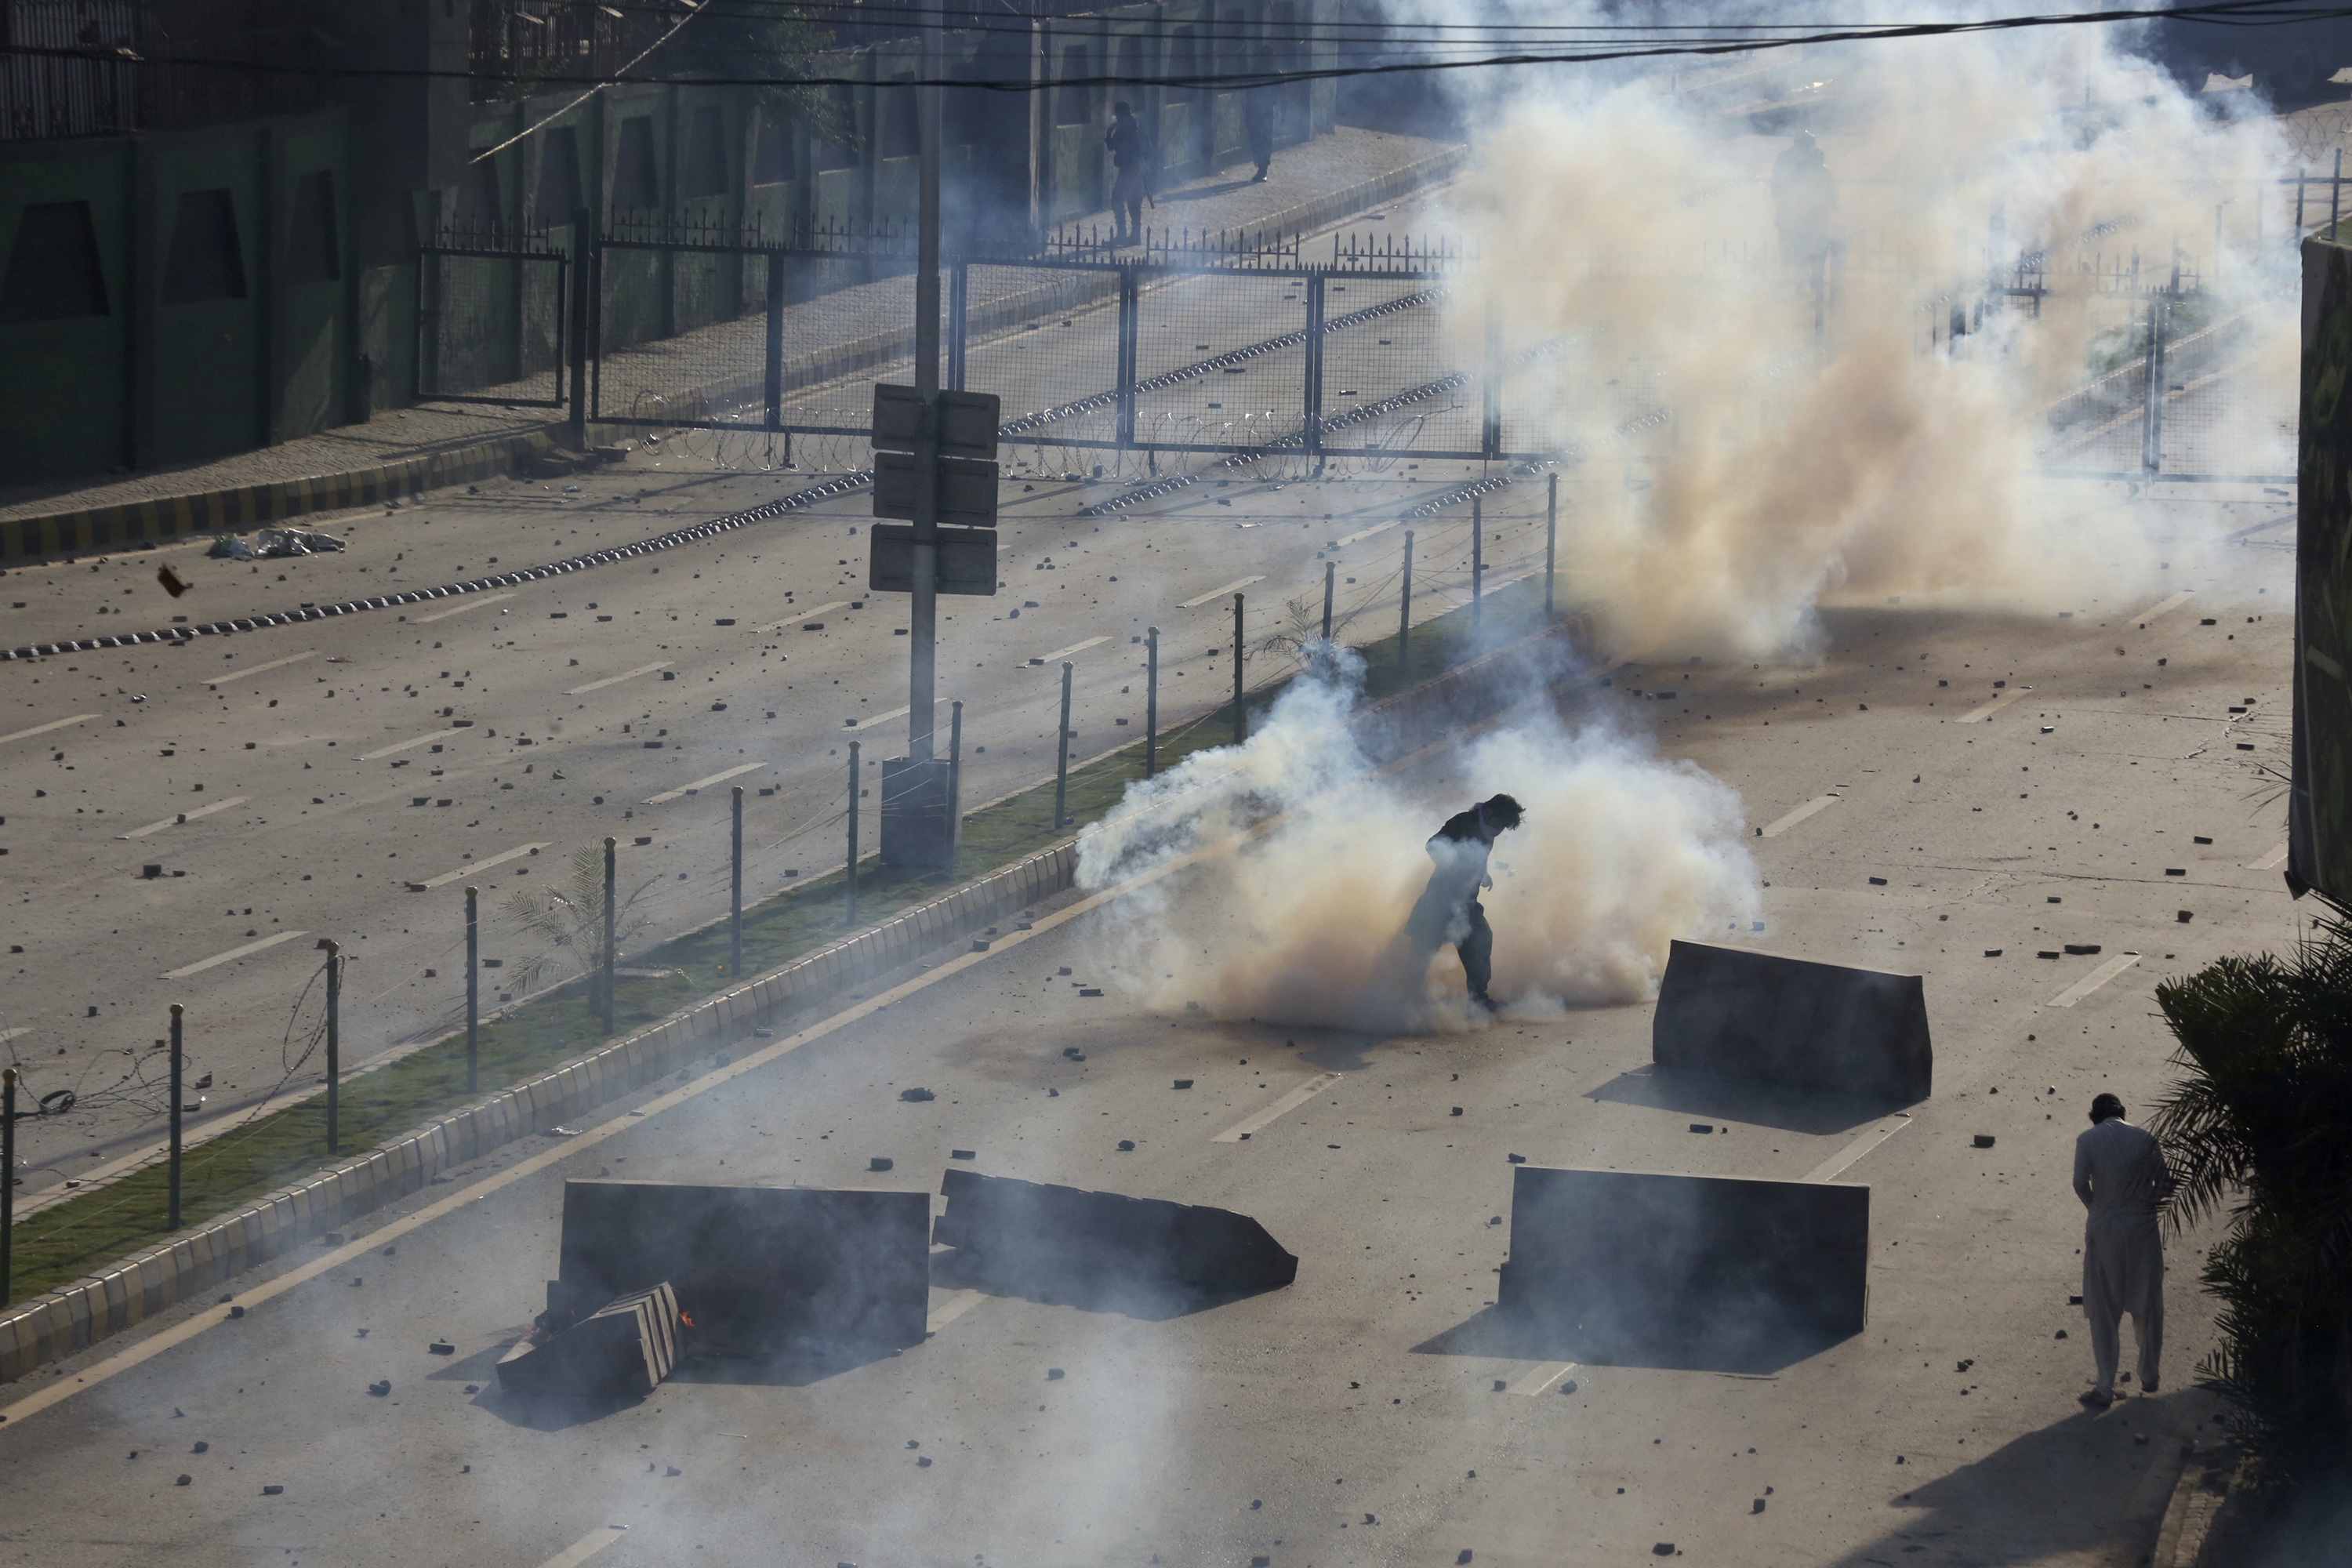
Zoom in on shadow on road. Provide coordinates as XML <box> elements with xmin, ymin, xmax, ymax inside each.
<box><xmin>929</xmin><ymin>1244</ymin><xmax>1280</xmax><ymax>1322</ymax></box>
<box><xmin>1410</xmin><ymin>1304</ymin><xmax>1851</xmax><ymax>1377</ymax></box>
<box><xmin>1586</xmin><ymin>1063</ymin><xmax>1914</xmax><ymax>1137</ymax></box>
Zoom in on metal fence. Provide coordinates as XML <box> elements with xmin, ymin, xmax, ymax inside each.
<box><xmin>416</xmin><ymin>225</ymin><xmax>570</xmax><ymax>408</ymax></box>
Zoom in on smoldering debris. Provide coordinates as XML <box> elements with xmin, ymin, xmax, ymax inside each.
<box><xmin>1076</xmin><ymin>646</ymin><xmax>1756</xmax><ymax>1027</ymax></box>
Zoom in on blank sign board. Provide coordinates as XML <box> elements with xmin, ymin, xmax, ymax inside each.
<box><xmin>1653</xmin><ymin>939</ymin><xmax>1933</xmax><ymax>1102</ymax></box>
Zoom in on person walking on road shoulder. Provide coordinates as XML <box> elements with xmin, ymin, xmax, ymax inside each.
<box><xmin>1401</xmin><ymin>794</ymin><xmax>1522</xmax><ymax>1012</ymax></box>
<box><xmin>2073</xmin><ymin>1092</ymin><xmax>2167</xmax><ymax>1407</ymax></box>
<box><xmin>1243</xmin><ymin>83</ymin><xmax>1277</xmax><ymax>182</ymax></box>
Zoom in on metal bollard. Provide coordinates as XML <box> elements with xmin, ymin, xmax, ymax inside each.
<box><xmin>168</xmin><ymin>1004</ymin><xmax>184</xmax><ymax>1230</ymax></box>
<box><xmin>1145</xmin><ymin>627</ymin><xmax>1160</xmax><ymax>779</ymax></box>
<box><xmin>948</xmin><ymin>699</ymin><xmax>964</xmax><ymax>859</ymax></box>
<box><xmin>845</xmin><ymin>743</ymin><xmax>861</xmax><ymax>927</ymax></box>
<box><xmin>602</xmin><ymin>837</ymin><xmax>618</xmax><ymax>1033</ymax></box>
<box><xmin>1399</xmin><ymin>529</ymin><xmax>1416</xmax><ymax>670</ymax></box>
<box><xmin>730</xmin><ymin>786</ymin><xmax>745</xmax><ymax>982</ymax></box>
<box><xmin>1322</xmin><ymin>559</ymin><xmax>1335</xmax><ymax>642</ymax></box>
<box><xmin>1</xmin><ymin>1066</ymin><xmax>13</xmax><ymax>1306</ymax></box>
<box><xmin>325</xmin><ymin>942</ymin><xmax>341</xmax><ymax>1156</ymax></box>
<box><xmin>1472</xmin><ymin>495</ymin><xmax>1484</xmax><ymax>634</ymax></box>
<box><xmin>465</xmin><ymin>886</ymin><xmax>480</xmax><ymax>1094</ymax></box>
<box><xmin>1054</xmin><ymin>662</ymin><xmax>1073</xmax><ymax>829</ymax></box>
<box><xmin>1544</xmin><ymin>472</ymin><xmax>1559</xmax><ymax>620</ymax></box>
<box><xmin>1232</xmin><ymin>592</ymin><xmax>1246</xmax><ymax>746</ymax></box>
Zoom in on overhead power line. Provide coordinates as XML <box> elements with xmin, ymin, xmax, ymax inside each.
<box><xmin>6</xmin><ymin>0</ymin><xmax>2350</xmax><ymax>93</ymax></box>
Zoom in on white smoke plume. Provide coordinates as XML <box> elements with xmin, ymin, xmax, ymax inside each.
<box><xmin>1076</xmin><ymin>648</ymin><xmax>1759</xmax><ymax>1027</ymax></box>
<box><xmin>1429</xmin><ymin>18</ymin><xmax>2300</xmax><ymax>661</ymax></box>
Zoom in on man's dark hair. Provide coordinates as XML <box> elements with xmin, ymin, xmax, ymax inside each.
<box><xmin>1113</xmin><ymin>100</ymin><xmax>1133</xmax><ymax>116</ymax></box>
<box><xmin>1483</xmin><ymin>793</ymin><xmax>1523</xmax><ymax>830</ymax></box>
<box><xmin>2089</xmin><ymin>1092</ymin><xmax>2126</xmax><ymax>1124</ymax></box>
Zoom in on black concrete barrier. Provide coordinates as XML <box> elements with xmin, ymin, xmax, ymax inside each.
<box><xmin>497</xmin><ymin>1280</ymin><xmax>681</xmax><ymax>1400</ymax></box>
<box><xmin>1652</xmin><ymin>939</ymin><xmax>1933</xmax><ymax>1102</ymax></box>
<box><xmin>1496</xmin><ymin>1166</ymin><xmax>1869</xmax><ymax>1360</ymax></box>
<box><xmin>934</xmin><ymin>1169</ymin><xmax>1298</xmax><ymax>1298</ymax></box>
<box><xmin>554</xmin><ymin>1180</ymin><xmax>929</xmax><ymax>1353</ymax></box>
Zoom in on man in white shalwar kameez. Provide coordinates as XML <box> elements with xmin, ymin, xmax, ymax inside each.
<box><xmin>2072</xmin><ymin>1092</ymin><xmax>2167</xmax><ymax>1407</ymax></box>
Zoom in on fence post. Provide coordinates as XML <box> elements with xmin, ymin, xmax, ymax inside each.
<box><xmin>602</xmin><ymin>838</ymin><xmax>617</xmax><ymax>1033</ymax></box>
<box><xmin>1399</xmin><ymin>529</ymin><xmax>1415</xmax><ymax>672</ymax></box>
<box><xmin>2298</xmin><ymin>169</ymin><xmax>2308</xmax><ymax>236</ymax></box>
<box><xmin>1232</xmin><ymin>593</ymin><xmax>1247</xmax><ymax>746</ymax></box>
<box><xmin>1145</xmin><ymin>627</ymin><xmax>1160</xmax><ymax>779</ymax></box>
<box><xmin>948</xmin><ymin>699</ymin><xmax>964</xmax><ymax>859</ymax></box>
<box><xmin>731</xmin><ymin>786</ymin><xmax>745</xmax><ymax>980</ymax></box>
<box><xmin>2142</xmin><ymin>295</ymin><xmax>2166</xmax><ymax>478</ymax></box>
<box><xmin>568</xmin><ymin>205</ymin><xmax>591</xmax><ymax>447</ymax></box>
<box><xmin>1116</xmin><ymin>265</ymin><xmax>1139</xmax><ymax>449</ymax></box>
<box><xmin>1322</xmin><ymin>559</ymin><xmax>1335</xmax><ymax>642</ymax></box>
<box><xmin>846</xmin><ymin>744</ymin><xmax>861</xmax><ymax>927</ymax></box>
<box><xmin>1472</xmin><ymin>495</ymin><xmax>1484</xmax><ymax>634</ymax></box>
<box><xmin>1304</xmin><ymin>272</ymin><xmax>1326</xmax><ymax>473</ymax></box>
<box><xmin>1055</xmin><ymin>662</ymin><xmax>1074</xmax><ymax>829</ymax></box>
<box><xmin>465</xmin><ymin>886</ymin><xmax>479</xmax><ymax>1094</ymax></box>
<box><xmin>948</xmin><ymin>261</ymin><xmax>970</xmax><ymax>391</ymax></box>
<box><xmin>1480</xmin><ymin>292</ymin><xmax>1501</xmax><ymax>459</ymax></box>
<box><xmin>1</xmin><ymin>1066</ymin><xmax>13</xmax><ymax>1307</ymax></box>
<box><xmin>2336</xmin><ymin>148</ymin><xmax>2343</xmax><ymax>238</ymax></box>
<box><xmin>588</xmin><ymin>231</ymin><xmax>604</xmax><ymax>424</ymax></box>
<box><xmin>168</xmin><ymin>1004</ymin><xmax>184</xmax><ymax>1231</ymax></box>
<box><xmin>1544</xmin><ymin>471</ymin><xmax>1559</xmax><ymax>619</ymax></box>
<box><xmin>325</xmin><ymin>942</ymin><xmax>341</xmax><ymax>1157</ymax></box>
<box><xmin>764</xmin><ymin>251</ymin><xmax>786</xmax><ymax>433</ymax></box>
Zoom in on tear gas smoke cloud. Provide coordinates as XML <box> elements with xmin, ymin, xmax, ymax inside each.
<box><xmin>1426</xmin><ymin>13</ymin><xmax>2299</xmax><ymax>660</ymax></box>
<box><xmin>1076</xmin><ymin>647</ymin><xmax>1759</xmax><ymax>1024</ymax></box>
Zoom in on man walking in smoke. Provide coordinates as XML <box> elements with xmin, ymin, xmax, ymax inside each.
<box><xmin>1105</xmin><ymin>100</ymin><xmax>1154</xmax><ymax>245</ymax></box>
<box><xmin>2072</xmin><ymin>1092</ymin><xmax>2167</xmax><ymax>1407</ymax></box>
<box><xmin>1401</xmin><ymin>794</ymin><xmax>1523</xmax><ymax>1012</ymax></box>
<box><xmin>1771</xmin><ymin>129</ymin><xmax>1838</xmax><ymax>289</ymax></box>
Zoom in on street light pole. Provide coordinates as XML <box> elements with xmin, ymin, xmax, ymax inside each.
<box><xmin>907</xmin><ymin>18</ymin><xmax>943</xmax><ymax>769</ymax></box>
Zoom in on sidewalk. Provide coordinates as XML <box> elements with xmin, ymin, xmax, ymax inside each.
<box><xmin>0</xmin><ymin>125</ymin><xmax>1465</xmax><ymax>562</ymax></box>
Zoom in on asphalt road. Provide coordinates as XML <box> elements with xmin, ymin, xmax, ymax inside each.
<box><xmin>0</xmin><ymin>454</ymin><xmax>1557</xmax><ymax>1194</ymax></box>
<box><xmin>0</xmin><ymin>477</ymin><xmax>2291</xmax><ymax>1568</ymax></box>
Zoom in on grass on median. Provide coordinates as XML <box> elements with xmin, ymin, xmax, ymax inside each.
<box><xmin>1</xmin><ymin>573</ymin><xmax>1577</xmax><ymax>1305</ymax></box>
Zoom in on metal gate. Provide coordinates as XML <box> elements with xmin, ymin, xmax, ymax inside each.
<box><xmin>415</xmin><ymin>225</ymin><xmax>570</xmax><ymax>407</ymax></box>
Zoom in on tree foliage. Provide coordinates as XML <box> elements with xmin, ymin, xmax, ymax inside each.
<box><xmin>2149</xmin><ymin>899</ymin><xmax>2352</xmax><ymax>1490</ymax></box>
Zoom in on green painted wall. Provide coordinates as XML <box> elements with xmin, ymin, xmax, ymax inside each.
<box><xmin>0</xmin><ymin>143</ymin><xmax>134</xmax><ymax>482</ymax></box>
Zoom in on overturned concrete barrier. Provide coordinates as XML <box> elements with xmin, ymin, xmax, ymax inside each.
<box><xmin>934</xmin><ymin>1170</ymin><xmax>1298</xmax><ymax>1296</ymax></box>
<box><xmin>1653</xmin><ymin>940</ymin><xmax>1933</xmax><ymax>1102</ymax></box>
<box><xmin>1496</xmin><ymin>1166</ymin><xmax>1870</xmax><ymax>1355</ymax></box>
<box><xmin>555</xmin><ymin>1180</ymin><xmax>930</xmax><ymax>1352</ymax></box>
<box><xmin>497</xmin><ymin>1281</ymin><xmax>681</xmax><ymax>1400</ymax></box>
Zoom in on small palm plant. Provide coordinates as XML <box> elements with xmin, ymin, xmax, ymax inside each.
<box><xmin>500</xmin><ymin>844</ymin><xmax>659</xmax><ymax>1007</ymax></box>
<box><xmin>2148</xmin><ymin>897</ymin><xmax>2352</xmax><ymax>1491</ymax></box>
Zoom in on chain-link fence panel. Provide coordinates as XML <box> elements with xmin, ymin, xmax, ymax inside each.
<box><xmin>2158</xmin><ymin>306</ymin><xmax>2298</xmax><ymax>481</ymax></box>
<box><xmin>1130</xmin><ymin>267</ymin><xmax>1310</xmax><ymax>453</ymax></box>
<box><xmin>960</xmin><ymin>262</ymin><xmax>1123</xmax><ymax>448</ymax></box>
<box><xmin>1316</xmin><ymin>278</ymin><xmax>1475</xmax><ymax>462</ymax></box>
<box><xmin>416</xmin><ymin>248</ymin><xmax>566</xmax><ymax>406</ymax></box>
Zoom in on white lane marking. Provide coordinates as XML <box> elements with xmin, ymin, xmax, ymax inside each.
<box><xmin>1509</xmin><ymin>1360</ymin><xmax>1577</xmax><ymax>1396</ymax></box>
<box><xmin>361</xmin><ymin>727</ymin><xmax>470</xmax><ymax>761</ymax></box>
<box><xmin>0</xmin><ymin>1028</ymin><xmax>29</xmax><ymax>1045</ymax></box>
<box><xmin>1802</xmin><ymin>1117</ymin><xmax>1911</xmax><ymax>1184</ymax></box>
<box><xmin>2048</xmin><ymin>951</ymin><xmax>2142</xmax><ymax>1009</ymax></box>
<box><xmin>0</xmin><ymin>753</ymin><xmax>1299</xmax><ymax>1428</ymax></box>
<box><xmin>2248</xmin><ymin>844</ymin><xmax>2288</xmax><ymax>870</ymax></box>
<box><xmin>161</xmin><ymin>928</ymin><xmax>309</xmax><ymax>980</ymax></box>
<box><xmin>1958</xmin><ymin>687</ymin><xmax>2031</xmax><ymax>723</ymax></box>
<box><xmin>567</xmin><ymin>661</ymin><xmax>670</xmax><ymax>695</ymax></box>
<box><xmin>2133</xmin><ymin>590</ymin><xmax>2194</xmax><ymax>625</ymax></box>
<box><xmin>119</xmin><ymin>796</ymin><xmax>249</xmax><ymax>839</ymax></box>
<box><xmin>644</xmin><ymin>762</ymin><xmax>767</xmax><ymax>805</ymax></box>
<box><xmin>1179</xmin><ymin>575</ymin><xmax>1265</xmax><ymax>609</ymax></box>
<box><xmin>1758</xmin><ymin>794</ymin><xmax>1839</xmax><ymax>837</ymax></box>
<box><xmin>205</xmin><ymin>651</ymin><xmax>314</xmax><ymax>685</ymax></box>
<box><xmin>422</xmin><ymin>841</ymin><xmax>551</xmax><ymax>890</ymax></box>
<box><xmin>926</xmin><ymin>1289</ymin><xmax>987</xmax><ymax>1335</ymax></box>
<box><xmin>1211</xmin><ymin>1072</ymin><xmax>1345</xmax><ymax>1143</ymax></box>
<box><xmin>413</xmin><ymin>592</ymin><xmax>514</xmax><ymax>624</ymax></box>
<box><xmin>537</xmin><ymin>1526</ymin><xmax>630</xmax><ymax>1568</ymax></box>
<box><xmin>0</xmin><ymin>714</ymin><xmax>97</xmax><ymax>746</ymax></box>
<box><xmin>849</xmin><ymin>705</ymin><xmax>912</xmax><ymax>730</ymax></box>
<box><xmin>1335</xmin><ymin>521</ymin><xmax>1397</xmax><ymax>546</ymax></box>
<box><xmin>1036</xmin><ymin>636</ymin><xmax>1109</xmax><ymax>664</ymax></box>
<box><xmin>760</xmin><ymin>601</ymin><xmax>848</xmax><ymax>633</ymax></box>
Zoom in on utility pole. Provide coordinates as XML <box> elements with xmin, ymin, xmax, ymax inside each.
<box><xmin>909</xmin><ymin>20</ymin><xmax>943</xmax><ymax>771</ymax></box>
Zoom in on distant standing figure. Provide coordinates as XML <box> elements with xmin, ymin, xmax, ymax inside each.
<box><xmin>1243</xmin><ymin>84</ymin><xmax>1278</xmax><ymax>182</ymax></box>
<box><xmin>1105</xmin><ymin>100</ymin><xmax>1154</xmax><ymax>245</ymax></box>
<box><xmin>2072</xmin><ymin>1092</ymin><xmax>2167</xmax><ymax>1408</ymax></box>
<box><xmin>1401</xmin><ymin>794</ymin><xmax>1523</xmax><ymax>1011</ymax></box>
<box><xmin>1770</xmin><ymin>129</ymin><xmax>1838</xmax><ymax>277</ymax></box>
